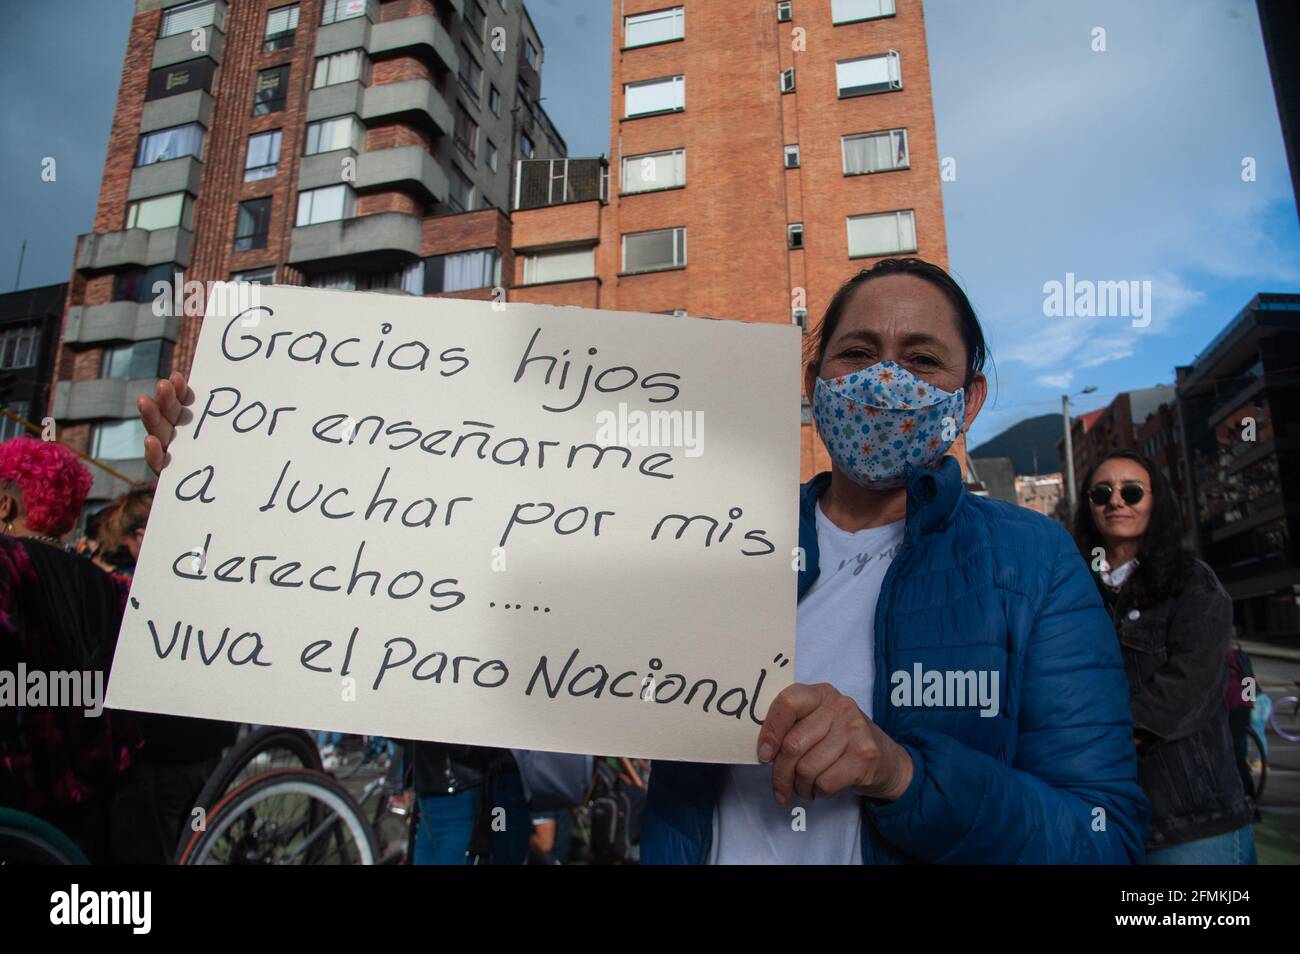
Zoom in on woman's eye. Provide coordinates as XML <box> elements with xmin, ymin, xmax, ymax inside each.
<box><xmin>909</xmin><ymin>354</ymin><xmax>939</xmax><ymax>367</ymax></box>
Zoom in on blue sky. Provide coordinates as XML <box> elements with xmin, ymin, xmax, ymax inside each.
<box><xmin>2</xmin><ymin>0</ymin><xmax>1295</xmax><ymax>446</ymax></box>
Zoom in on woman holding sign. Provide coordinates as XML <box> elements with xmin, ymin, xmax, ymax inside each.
<box><xmin>640</xmin><ymin>259</ymin><xmax>1147</xmax><ymax>864</ymax></box>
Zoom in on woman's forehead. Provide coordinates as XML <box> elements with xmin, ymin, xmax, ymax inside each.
<box><xmin>1096</xmin><ymin>458</ymin><xmax>1149</xmax><ymax>482</ymax></box>
<box><xmin>833</xmin><ymin>274</ymin><xmax>962</xmax><ymax>344</ymax></box>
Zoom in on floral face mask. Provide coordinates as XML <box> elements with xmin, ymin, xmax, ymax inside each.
<box><xmin>813</xmin><ymin>359</ymin><xmax>966</xmax><ymax>489</ymax></box>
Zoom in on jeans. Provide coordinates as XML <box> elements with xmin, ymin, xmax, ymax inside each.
<box><xmin>1145</xmin><ymin>825</ymin><xmax>1257</xmax><ymax>865</ymax></box>
<box><xmin>414</xmin><ymin>771</ymin><xmax>530</xmax><ymax>865</ymax></box>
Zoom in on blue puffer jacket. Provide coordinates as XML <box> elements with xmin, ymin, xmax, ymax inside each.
<box><xmin>641</xmin><ymin>457</ymin><xmax>1149</xmax><ymax>864</ymax></box>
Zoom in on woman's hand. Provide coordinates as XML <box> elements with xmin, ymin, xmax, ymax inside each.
<box><xmin>758</xmin><ymin>682</ymin><xmax>913</xmax><ymax>804</ymax></box>
<box><xmin>137</xmin><ymin>371</ymin><xmax>192</xmax><ymax>477</ymax></box>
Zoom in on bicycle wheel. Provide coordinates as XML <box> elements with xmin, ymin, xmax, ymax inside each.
<box><xmin>1245</xmin><ymin>727</ymin><xmax>1267</xmax><ymax>801</ymax></box>
<box><xmin>178</xmin><ymin>768</ymin><xmax>378</xmax><ymax>865</ymax></box>
<box><xmin>0</xmin><ymin>808</ymin><xmax>89</xmax><ymax>865</ymax></box>
<box><xmin>178</xmin><ymin>726</ymin><xmax>323</xmax><ymax>859</ymax></box>
<box><xmin>1268</xmin><ymin>695</ymin><xmax>1300</xmax><ymax>742</ymax></box>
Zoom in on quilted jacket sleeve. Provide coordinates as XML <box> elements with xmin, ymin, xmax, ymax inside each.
<box><xmin>865</xmin><ymin>523</ymin><xmax>1149</xmax><ymax>863</ymax></box>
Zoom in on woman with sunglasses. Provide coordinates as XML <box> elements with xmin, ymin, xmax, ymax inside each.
<box><xmin>1073</xmin><ymin>450</ymin><xmax>1256</xmax><ymax>864</ymax></box>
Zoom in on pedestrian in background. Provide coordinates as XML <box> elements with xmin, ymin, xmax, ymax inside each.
<box><xmin>1074</xmin><ymin>449</ymin><xmax>1256</xmax><ymax>864</ymax></box>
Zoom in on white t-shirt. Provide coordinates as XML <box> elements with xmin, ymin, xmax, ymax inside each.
<box><xmin>708</xmin><ymin>502</ymin><xmax>905</xmax><ymax>865</ymax></box>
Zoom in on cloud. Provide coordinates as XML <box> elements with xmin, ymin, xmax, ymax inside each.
<box><xmin>1036</xmin><ymin>372</ymin><xmax>1074</xmax><ymax>389</ymax></box>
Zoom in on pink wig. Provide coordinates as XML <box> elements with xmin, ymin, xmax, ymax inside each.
<box><xmin>0</xmin><ymin>437</ymin><xmax>94</xmax><ymax>536</ymax></box>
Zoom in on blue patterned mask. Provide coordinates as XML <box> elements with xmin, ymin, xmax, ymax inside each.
<box><xmin>813</xmin><ymin>360</ymin><xmax>966</xmax><ymax>489</ymax></box>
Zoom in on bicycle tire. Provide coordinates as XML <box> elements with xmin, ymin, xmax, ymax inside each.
<box><xmin>178</xmin><ymin>767</ymin><xmax>378</xmax><ymax>865</ymax></box>
<box><xmin>0</xmin><ymin>808</ymin><xmax>89</xmax><ymax>865</ymax></box>
<box><xmin>1268</xmin><ymin>695</ymin><xmax>1300</xmax><ymax>742</ymax></box>
<box><xmin>177</xmin><ymin>726</ymin><xmax>323</xmax><ymax>859</ymax></box>
<box><xmin>1245</xmin><ymin>726</ymin><xmax>1267</xmax><ymax>801</ymax></box>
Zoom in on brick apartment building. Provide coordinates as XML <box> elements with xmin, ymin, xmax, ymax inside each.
<box><xmin>52</xmin><ymin>0</ymin><xmax>565</xmax><ymax>506</ymax></box>
<box><xmin>0</xmin><ymin>283</ymin><xmax>67</xmax><ymax>443</ymax></box>
<box><xmin>1058</xmin><ymin>385</ymin><xmax>1176</xmax><ymax>503</ymax></box>
<box><xmin>507</xmin><ymin>0</ymin><xmax>951</xmax><ymax>479</ymax></box>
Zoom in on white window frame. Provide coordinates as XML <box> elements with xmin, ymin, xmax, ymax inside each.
<box><xmin>296</xmin><ymin>184</ymin><xmax>356</xmax><ymax>226</ymax></box>
<box><xmin>321</xmin><ymin>0</ymin><xmax>367</xmax><ymax>26</ymax></box>
<box><xmin>784</xmin><ymin>144</ymin><xmax>800</xmax><ymax>168</ymax></box>
<box><xmin>136</xmin><ymin>123</ymin><xmax>206</xmax><ymax>166</ymax></box>
<box><xmin>265</xmin><ymin>4</ymin><xmax>299</xmax><ymax>39</ymax></box>
<box><xmin>160</xmin><ymin>0</ymin><xmax>220</xmax><ymax>37</ymax></box>
<box><xmin>846</xmin><ymin>209</ymin><xmax>916</xmax><ymax>258</ymax></box>
<box><xmin>523</xmin><ymin>247</ymin><xmax>596</xmax><ymax>285</ymax></box>
<box><xmin>621</xmin><ymin>148</ymin><xmax>686</xmax><ymax>194</ymax></box>
<box><xmin>841</xmin><ymin>128</ymin><xmax>909</xmax><ymax>175</ymax></box>
<box><xmin>126</xmin><ymin>193</ymin><xmax>193</xmax><ymax>231</ymax></box>
<box><xmin>622</xmin><ymin>227</ymin><xmax>687</xmax><ymax>274</ymax></box>
<box><xmin>314</xmin><ymin>49</ymin><xmax>367</xmax><ymax>89</ymax></box>
<box><xmin>780</xmin><ymin>67</ymin><xmax>796</xmax><ymax>93</ymax></box>
<box><xmin>304</xmin><ymin>115</ymin><xmax>364</xmax><ymax>155</ymax></box>
<box><xmin>788</xmin><ymin>223</ymin><xmax>804</xmax><ymax>249</ymax></box>
<box><xmin>624</xmin><ymin>75</ymin><xmax>685</xmax><ymax>118</ymax></box>
<box><xmin>485</xmin><ymin>138</ymin><xmax>499</xmax><ymax>172</ymax></box>
<box><xmin>624</xmin><ymin>7</ymin><xmax>684</xmax><ymax>48</ymax></box>
<box><xmin>836</xmin><ymin>50</ymin><xmax>901</xmax><ymax>97</ymax></box>
<box><xmin>832</xmin><ymin>0</ymin><xmax>896</xmax><ymax>25</ymax></box>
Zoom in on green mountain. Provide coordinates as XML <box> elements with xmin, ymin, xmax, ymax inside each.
<box><xmin>970</xmin><ymin>414</ymin><xmax>1063</xmax><ymax>476</ymax></box>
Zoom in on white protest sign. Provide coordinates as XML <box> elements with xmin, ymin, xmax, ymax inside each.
<box><xmin>106</xmin><ymin>285</ymin><xmax>800</xmax><ymax>762</ymax></box>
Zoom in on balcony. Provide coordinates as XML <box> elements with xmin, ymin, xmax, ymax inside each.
<box><xmin>152</xmin><ymin>25</ymin><xmax>225</xmax><ymax>69</ymax></box>
<box><xmin>128</xmin><ymin>156</ymin><xmax>204</xmax><ymax>202</ymax></box>
<box><xmin>62</xmin><ymin>302</ymin><xmax>181</xmax><ymax>348</ymax></box>
<box><xmin>315</xmin><ymin>8</ymin><xmax>374</xmax><ymax>57</ymax></box>
<box><xmin>75</xmin><ymin>227</ymin><xmax>194</xmax><ymax>273</ymax></box>
<box><xmin>363</xmin><ymin>79</ymin><xmax>453</xmax><ymax>137</ymax></box>
<box><xmin>140</xmin><ymin>90</ymin><xmax>215</xmax><ymax>134</ymax></box>
<box><xmin>306</xmin><ymin>81</ymin><xmax>365</xmax><ymax>123</ymax></box>
<box><xmin>514</xmin><ymin>157</ymin><xmax>609</xmax><ymax>211</ymax></box>
<box><xmin>52</xmin><ymin>378</ymin><xmax>158</xmax><ymax>421</ymax></box>
<box><xmin>370</xmin><ymin>15</ymin><xmax>457</xmax><ymax>73</ymax></box>
<box><xmin>298</xmin><ymin>146</ymin><xmax>448</xmax><ymax>202</ymax></box>
<box><xmin>288</xmin><ymin>212</ymin><xmax>423</xmax><ymax>267</ymax></box>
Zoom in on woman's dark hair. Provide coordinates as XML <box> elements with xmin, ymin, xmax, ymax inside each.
<box><xmin>805</xmin><ymin>258</ymin><xmax>988</xmax><ymax>386</ymax></box>
<box><xmin>1072</xmin><ymin>449</ymin><xmax>1194</xmax><ymax>606</ymax></box>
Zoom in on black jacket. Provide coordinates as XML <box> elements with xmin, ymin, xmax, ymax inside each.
<box><xmin>1102</xmin><ymin>559</ymin><xmax>1253</xmax><ymax>849</ymax></box>
<box><xmin>411</xmin><ymin>742</ymin><xmax>514</xmax><ymax>797</ymax></box>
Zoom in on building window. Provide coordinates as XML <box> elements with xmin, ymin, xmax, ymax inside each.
<box><xmin>231</xmin><ymin>266</ymin><xmax>276</xmax><ymax>284</ymax></box>
<box><xmin>264</xmin><ymin>4</ymin><xmax>300</xmax><ymax>51</ymax></box>
<box><xmin>308</xmin><ymin>264</ymin><xmax>422</xmax><ymax>293</ymax></box>
<box><xmin>784</xmin><ymin>144</ymin><xmax>800</xmax><ymax>168</ymax></box>
<box><xmin>424</xmin><ymin>249</ymin><xmax>500</xmax><ymax>293</ymax></box>
<box><xmin>92</xmin><ymin>419</ymin><xmax>148</xmax><ymax>461</ymax></box>
<box><xmin>519</xmin><ymin>131</ymin><xmax>535</xmax><ymax>158</ymax></box>
<box><xmin>777</xmin><ymin>1</ymin><xmax>792</xmax><ymax>22</ymax></box>
<box><xmin>788</xmin><ymin>223</ymin><xmax>804</xmax><ymax>249</ymax></box>
<box><xmin>622</xmin><ymin>227</ymin><xmax>686</xmax><ymax>274</ymax></box>
<box><xmin>847</xmin><ymin>209</ymin><xmax>916</xmax><ymax>258</ymax></box>
<box><xmin>625</xmin><ymin>7</ymin><xmax>684</xmax><ymax>47</ymax></box>
<box><xmin>458</xmin><ymin>45</ymin><xmax>483</xmax><ymax>97</ymax></box>
<box><xmin>296</xmin><ymin>185</ymin><xmax>355</xmax><ymax>225</ymax></box>
<box><xmin>447</xmin><ymin>166</ymin><xmax>474</xmax><ymax>212</ymax></box>
<box><xmin>113</xmin><ymin>264</ymin><xmax>178</xmax><ymax>304</ymax></box>
<box><xmin>488</xmin><ymin>84</ymin><xmax>501</xmax><ymax>115</ymax></box>
<box><xmin>101</xmin><ymin>339</ymin><xmax>173</xmax><ymax>382</ymax></box>
<box><xmin>160</xmin><ymin>0</ymin><xmax>221</xmax><ymax>37</ymax></box>
<box><xmin>314</xmin><ymin>49</ymin><xmax>366</xmax><ymax>88</ymax></box>
<box><xmin>842</xmin><ymin>128</ymin><xmax>909</xmax><ymax>175</ymax></box>
<box><xmin>465</xmin><ymin>0</ymin><xmax>486</xmax><ymax>43</ymax></box>
<box><xmin>485</xmin><ymin>138</ymin><xmax>498</xmax><ymax>172</ymax></box>
<box><xmin>304</xmin><ymin>116</ymin><xmax>364</xmax><ymax>155</ymax></box>
<box><xmin>523</xmin><ymin>247</ymin><xmax>594</xmax><ymax>284</ymax></box>
<box><xmin>145</xmin><ymin>58</ymin><xmax>216</xmax><ymax>101</ymax></box>
<box><xmin>454</xmin><ymin>104</ymin><xmax>478</xmax><ymax>162</ymax></box>
<box><xmin>625</xmin><ymin>75</ymin><xmax>685</xmax><ymax>117</ymax></box>
<box><xmin>0</xmin><ymin>403</ymin><xmax>30</xmax><ymax>441</ymax></box>
<box><xmin>136</xmin><ymin>123</ymin><xmax>205</xmax><ymax>166</ymax></box>
<box><xmin>0</xmin><ymin>327</ymin><xmax>39</xmax><ymax>370</ymax></box>
<box><xmin>622</xmin><ymin>148</ymin><xmax>685</xmax><ymax>193</ymax></box>
<box><xmin>836</xmin><ymin>51</ymin><xmax>901</xmax><ymax>97</ymax></box>
<box><xmin>523</xmin><ymin>38</ymin><xmax>539</xmax><ymax>69</ymax></box>
<box><xmin>832</xmin><ymin>0</ymin><xmax>896</xmax><ymax>25</ymax></box>
<box><xmin>253</xmin><ymin>65</ymin><xmax>290</xmax><ymax>115</ymax></box>
<box><xmin>244</xmin><ymin>130</ymin><xmax>282</xmax><ymax>181</ymax></box>
<box><xmin>126</xmin><ymin>193</ymin><xmax>193</xmax><ymax>231</ymax></box>
<box><xmin>780</xmin><ymin>68</ymin><xmax>796</xmax><ymax>93</ymax></box>
<box><xmin>321</xmin><ymin>0</ymin><xmax>367</xmax><ymax>26</ymax></box>
<box><xmin>234</xmin><ymin>197</ymin><xmax>272</xmax><ymax>250</ymax></box>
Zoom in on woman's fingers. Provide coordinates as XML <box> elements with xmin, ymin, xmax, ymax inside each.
<box><xmin>143</xmin><ymin>434</ymin><xmax>166</xmax><ymax>477</ymax></box>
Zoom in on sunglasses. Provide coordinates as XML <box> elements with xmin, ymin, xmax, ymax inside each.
<box><xmin>1087</xmin><ymin>482</ymin><xmax>1145</xmax><ymax>508</ymax></box>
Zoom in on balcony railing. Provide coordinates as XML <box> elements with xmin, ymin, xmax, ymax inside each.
<box><xmin>514</xmin><ymin>157</ymin><xmax>609</xmax><ymax>211</ymax></box>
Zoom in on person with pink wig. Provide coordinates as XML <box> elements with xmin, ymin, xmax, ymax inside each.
<box><xmin>0</xmin><ymin>437</ymin><xmax>138</xmax><ymax>862</ymax></box>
